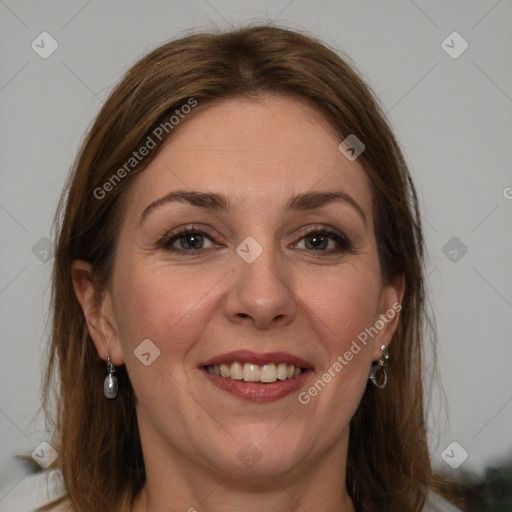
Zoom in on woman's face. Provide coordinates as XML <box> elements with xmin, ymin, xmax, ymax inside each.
<box><xmin>88</xmin><ymin>95</ymin><xmax>402</xmax><ymax>480</ymax></box>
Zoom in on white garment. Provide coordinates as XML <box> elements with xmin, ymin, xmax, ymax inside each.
<box><xmin>422</xmin><ymin>491</ymin><xmax>462</xmax><ymax>512</ymax></box>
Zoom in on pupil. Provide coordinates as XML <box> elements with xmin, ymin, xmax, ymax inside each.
<box><xmin>306</xmin><ymin>234</ymin><xmax>327</xmax><ymax>250</ymax></box>
<box><xmin>182</xmin><ymin>234</ymin><xmax>203</xmax><ymax>250</ymax></box>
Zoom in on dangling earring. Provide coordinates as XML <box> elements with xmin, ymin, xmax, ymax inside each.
<box><xmin>104</xmin><ymin>354</ymin><xmax>118</xmax><ymax>399</ymax></box>
<box><xmin>369</xmin><ymin>344</ymin><xmax>390</xmax><ymax>389</ymax></box>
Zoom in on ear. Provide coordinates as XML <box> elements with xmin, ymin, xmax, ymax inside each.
<box><xmin>370</xmin><ymin>272</ymin><xmax>405</xmax><ymax>361</ymax></box>
<box><xmin>71</xmin><ymin>260</ymin><xmax>124</xmax><ymax>366</ymax></box>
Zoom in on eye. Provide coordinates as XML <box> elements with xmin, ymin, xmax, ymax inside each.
<box><xmin>159</xmin><ymin>228</ymin><xmax>216</xmax><ymax>253</ymax></box>
<box><xmin>294</xmin><ymin>228</ymin><xmax>352</xmax><ymax>253</ymax></box>
<box><xmin>157</xmin><ymin>226</ymin><xmax>352</xmax><ymax>256</ymax></box>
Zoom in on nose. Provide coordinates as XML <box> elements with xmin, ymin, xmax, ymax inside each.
<box><xmin>224</xmin><ymin>244</ymin><xmax>297</xmax><ymax>330</ymax></box>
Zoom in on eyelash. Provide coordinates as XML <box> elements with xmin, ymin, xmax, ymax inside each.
<box><xmin>158</xmin><ymin>226</ymin><xmax>352</xmax><ymax>256</ymax></box>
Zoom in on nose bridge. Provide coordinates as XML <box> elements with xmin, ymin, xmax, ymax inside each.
<box><xmin>226</xmin><ymin>234</ymin><xmax>296</xmax><ymax>328</ymax></box>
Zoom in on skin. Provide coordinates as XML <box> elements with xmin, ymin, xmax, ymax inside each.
<box><xmin>72</xmin><ymin>95</ymin><xmax>404</xmax><ymax>512</ymax></box>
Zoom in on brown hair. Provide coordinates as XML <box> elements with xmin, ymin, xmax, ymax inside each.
<box><xmin>44</xmin><ymin>24</ymin><xmax>435</xmax><ymax>511</ymax></box>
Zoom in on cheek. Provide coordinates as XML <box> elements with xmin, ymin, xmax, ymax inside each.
<box><xmin>111</xmin><ymin>261</ymin><xmax>232</xmax><ymax>358</ymax></box>
<box><xmin>300</xmin><ymin>265</ymin><xmax>382</xmax><ymax>353</ymax></box>
<box><xmin>291</xmin><ymin>266</ymin><xmax>383</xmax><ymax>437</ymax></box>
<box><xmin>296</xmin><ymin>262</ymin><xmax>383</xmax><ymax>416</ymax></box>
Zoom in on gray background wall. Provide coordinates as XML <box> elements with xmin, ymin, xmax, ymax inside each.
<box><xmin>1</xmin><ymin>0</ymin><xmax>511</xmax><ymax>509</ymax></box>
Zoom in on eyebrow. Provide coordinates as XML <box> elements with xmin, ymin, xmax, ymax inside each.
<box><xmin>139</xmin><ymin>189</ymin><xmax>367</xmax><ymax>226</ymax></box>
<box><xmin>286</xmin><ymin>191</ymin><xmax>367</xmax><ymax>226</ymax></box>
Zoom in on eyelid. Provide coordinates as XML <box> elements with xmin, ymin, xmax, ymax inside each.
<box><xmin>293</xmin><ymin>224</ymin><xmax>346</xmax><ymax>239</ymax></box>
<box><xmin>161</xmin><ymin>224</ymin><xmax>216</xmax><ymax>240</ymax></box>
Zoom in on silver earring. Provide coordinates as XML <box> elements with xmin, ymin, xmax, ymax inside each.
<box><xmin>104</xmin><ymin>354</ymin><xmax>118</xmax><ymax>399</ymax></box>
<box><xmin>369</xmin><ymin>344</ymin><xmax>390</xmax><ymax>389</ymax></box>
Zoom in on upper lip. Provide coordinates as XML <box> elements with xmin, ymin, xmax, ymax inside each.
<box><xmin>199</xmin><ymin>350</ymin><xmax>313</xmax><ymax>369</ymax></box>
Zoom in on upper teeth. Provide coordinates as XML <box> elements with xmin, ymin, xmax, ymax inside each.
<box><xmin>205</xmin><ymin>362</ymin><xmax>302</xmax><ymax>383</ymax></box>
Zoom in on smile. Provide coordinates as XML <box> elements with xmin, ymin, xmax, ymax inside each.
<box><xmin>205</xmin><ymin>362</ymin><xmax>303</xmax><ymax>383</ymax></box>
<box><xmin>199</xmin><ymin>350</ymin><xmax>313</xmax><ymax>402</ymax></box>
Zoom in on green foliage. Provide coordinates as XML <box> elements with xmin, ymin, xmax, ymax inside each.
<box><xmin>439</xmin><ymin>463</ymin><xmax>512</xmax><ymax>511</ymax></box>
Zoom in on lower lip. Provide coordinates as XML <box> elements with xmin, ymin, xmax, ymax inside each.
<box><xmin>201</xmin><ymin>368</ymin><xmax>312</xmax><ymax>403</ymax></box>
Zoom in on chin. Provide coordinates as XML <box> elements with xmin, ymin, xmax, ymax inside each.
<box><xmin>199</xmin><ymin>424</ymin><xmax>316</xmax><ymax>480</ymax></box>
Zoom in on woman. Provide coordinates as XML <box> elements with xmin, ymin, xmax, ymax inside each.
<box><xmin>41</xmin><ymin>25</ymin><xmax>461</xmax><ymax>511</ymax></box>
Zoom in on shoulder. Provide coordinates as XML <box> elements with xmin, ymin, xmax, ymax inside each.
<box><xmin>422</xmin><ymin>490</ymin><xmax>463</xmax><ymax>512</ymax></box>
<box><xmin>0</xmin><ymin>469</ymin><xmax>71</xmax><ymax>512</ymax></box>
<box><xmin>34</xmin><ymin>469</ymin><xmax>72</xmax><ymax>512</ymax></box>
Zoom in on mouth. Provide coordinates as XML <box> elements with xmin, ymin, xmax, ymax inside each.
<box><xmin>199</xmin><ymin>350</ymin><xmax>313</xmax><ymax>402</ymax></box>
<box><xmin>205</xmin><ymin>362</ymin><xmax>303</xmax><ymax>382</ymax></box>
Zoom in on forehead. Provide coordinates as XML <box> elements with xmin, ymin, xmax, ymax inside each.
<box><xmin>123</xmin><ymin>95</ymin><xmax>373</xmax><ymax>219</ymax></box>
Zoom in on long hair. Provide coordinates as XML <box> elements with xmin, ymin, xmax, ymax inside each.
<box><xmin>43</xmin><ymin>25</ymin><xmax>433</xmax><ymax>511</ymax></box>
